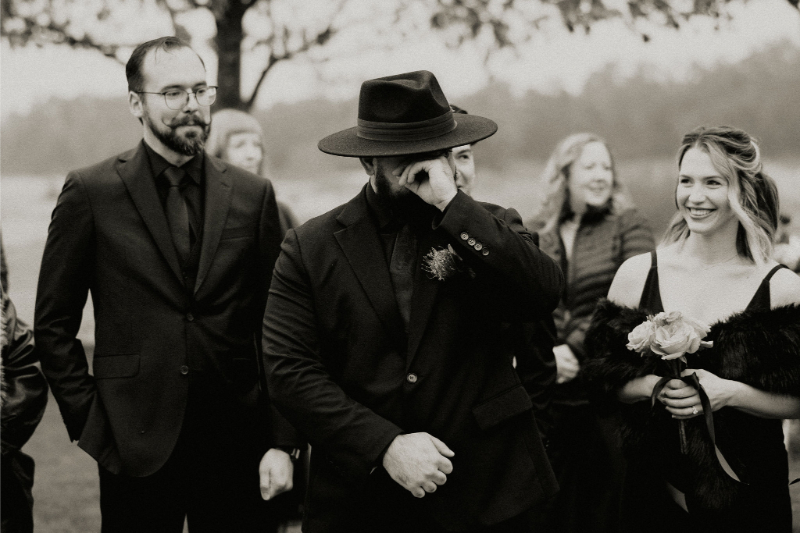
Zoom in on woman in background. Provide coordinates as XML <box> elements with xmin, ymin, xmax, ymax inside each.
<box><xmin>586</xmin><ymin>126</ymin><xmax>800</xmax><ymax>532</ymax></box>
<box><xmin>527</xmin><ymin>133</ymin><xmax>655</xmax><ymax>533</ymax></box>
<box><xmin>206</xmin><ymin>109</ymin><xmax>303</xmax><ymax>531</ymax></box>
<box><xmin>206</xmin><ymin>109</ymin><xmax>298</xmax><ymax>236</ymax></box>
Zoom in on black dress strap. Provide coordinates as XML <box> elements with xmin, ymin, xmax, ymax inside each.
<box><xmin>639</xmin><ymin>251</ymin><xmax>664</xmax><ymax>312</ymax></box>
<box><xmin>744</xmin><ymin>264</ymin><xmax>788</xmax><ymax>311</ymax></box>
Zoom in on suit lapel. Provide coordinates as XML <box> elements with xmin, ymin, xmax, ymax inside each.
<box><xmin>335</xmin><ymin>187</ymin><xmax>405</xmax><ymax>341</ymax></box>
<box><xmin>116</xmin><ymin>143</ymin><xmax>183</xmax><ymax>283</ymax></box>
<box><xmin>194</xmin><ymin>156</ymin><xmax>232</xmax><ymax>294</ymax></box>
<box><xmin>406</xmin><ymin>229</ymin><xmax>443</xmax><ymax>364</ymax></box>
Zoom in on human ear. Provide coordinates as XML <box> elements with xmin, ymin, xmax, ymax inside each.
<box><xmin>128</xmin><ymin>91</ymin><xmax>144</xmax><ymax>120</ymax></box>
<box><xmin>359</xmin><ymin>157</ymin><xmax>376</xmax><ymax>176</ymax></box>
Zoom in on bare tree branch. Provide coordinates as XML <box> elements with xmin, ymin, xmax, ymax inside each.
<box><xmin>245</xmin><ymin>0</ymin><xmax>348</xmax><ymax>109</ymax></box>
<box><xmin>427</xmin><ymin>0</ymin><xmax>795</xmax><ymax>52</ymax></box>
<box><xmin>3</xmin><ymin>0</ymin><xmax>796</xmax><ymax>109</ymax></box>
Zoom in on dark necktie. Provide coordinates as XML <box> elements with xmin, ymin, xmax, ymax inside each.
<box><xmin>163</xmin><ymin>167</ymin><xmax>190</xmax><ymax>263</ymax></box>
<box><xmin>389</xmin><ymin>223</ymin><xmax>417</xmax><ymax>330</ymax></box>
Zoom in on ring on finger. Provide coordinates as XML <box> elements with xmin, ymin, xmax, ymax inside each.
<box><xmin>692</xmin><ymin>406</ymin><xmax>698</xmax><ymax>415</ymax></box>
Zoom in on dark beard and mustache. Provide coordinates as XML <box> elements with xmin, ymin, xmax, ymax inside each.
<box><xmin>144</xmin><ymin>111</ymin><xmax>210</xmax><ymax>156</ymax></box>
<box><xmin>373</xmin><ymin>169</ymin><xmax>434</xmax><ymax>223</ymax></box>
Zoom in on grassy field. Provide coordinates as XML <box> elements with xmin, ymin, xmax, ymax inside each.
<box><xmin>2</xmin><ymin>157</ymin><xmax>800</xmax><ymax>531</ymax></box>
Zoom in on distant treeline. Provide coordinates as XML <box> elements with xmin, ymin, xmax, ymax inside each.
<box><xmin>2</xmin><ymin>40</ymin><xmax>798</xmax><ymax>178</ymax></box>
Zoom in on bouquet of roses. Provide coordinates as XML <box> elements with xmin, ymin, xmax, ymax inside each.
<box><xmin>626</xmin><ymin>311</ymin><xmax>713</xmax><ymax>454</ymax></box>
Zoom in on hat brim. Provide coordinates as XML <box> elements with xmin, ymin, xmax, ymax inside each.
<box><xmin>317</xmin><ymin>114</ymin><xmax>498</xmax><ymax>158</ymax></box>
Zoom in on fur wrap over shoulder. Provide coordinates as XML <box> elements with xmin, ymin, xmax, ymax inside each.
<box><xmin>584</xmin><ymin>299</ymin><xmax>800</xmax><ymax>511</ymax></box>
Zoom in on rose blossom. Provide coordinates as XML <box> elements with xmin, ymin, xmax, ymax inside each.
<box><xmin>681</xmin><ymin>314</ymin><xmax>712</xmax><ymax>340</ymax></box>
<box><xmin>650</xmin><ymin>311</ymin><xmax>682</xmax><ymax>327</ymax></box>
<box><xmin>651</xmin><ymin>315</ymin><xmax>711</xmax><ymax>360</ymax></box>
<box><xmin>626</xmin><ymin>321</ymin><xmax>656</xmax><ymax>354</ymax></box>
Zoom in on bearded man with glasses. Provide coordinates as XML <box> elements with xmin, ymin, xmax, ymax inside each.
<box><xmin>34</xmin><ymin>36</ymin><xmax>303</xmax><ymax>532</ymax></box>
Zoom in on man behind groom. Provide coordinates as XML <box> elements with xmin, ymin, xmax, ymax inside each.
<box><xmin>263</xmin><ymin>70</ymin><xmax>563</xmax><ymax>532</ymax></box>
<box><xmin>35</xmin><ymin>36</ymin><xmax>303</xmax><ymax>532</ymax></box>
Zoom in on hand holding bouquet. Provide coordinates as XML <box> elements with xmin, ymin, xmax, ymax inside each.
<box><xmin>626</xmin><ymin>311</ymin><xmax>713</xmax><ymax>453</ymax></box>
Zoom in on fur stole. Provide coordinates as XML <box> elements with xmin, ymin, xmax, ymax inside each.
<box><xmin>584</xmin><ymin>299</ymin><xmax>800</xmax><ymax>511</ymax></box>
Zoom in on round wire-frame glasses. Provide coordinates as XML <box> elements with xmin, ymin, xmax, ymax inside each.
<box><xmin>137</xmin><ymin>86</ymin><xmax>218</xmax><ymax>110</ymax></box>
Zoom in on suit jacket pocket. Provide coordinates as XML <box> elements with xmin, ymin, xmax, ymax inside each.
<box><xmin>472</xmin><ymin>385</ymin><xmax>533</xmax><ymax>431</ymax></box>
<box><xmin>93</xmin><ymin>354</ymin><xmax>140</xmax><ymax>379</ymax></box>
<box><xmin>220</xmin><ymin>226</ymin><xmax>255</xmax><ymax>240</ymax></box>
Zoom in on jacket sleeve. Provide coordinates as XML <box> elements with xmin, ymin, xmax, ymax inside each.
<box><xmin>512</xmin><ymin>318</ymin><xmax>557</xmax><ymax>440</ymax></box>
<box><xmin>433</xmin><ymin>191</ymin><xmax>564</xmax><ymax>319</ymax></box>
<box><xmin>33</xmin><ymin>172</ymin><xmax>97</xmax><ymax>441</ymax></box>
<box><xmin>256</xmin><ymin>180</ymin><xmax>305</xmax><ymax>449</ymax></box>
<box><xmin>2</xmin><ymin>290</ymin><xmax>49</xmax><ymax>455</ymax></box>
<box><xmin>263</xmin><ymin>229</ymin><xmax>403</xmax><ymax>482</ymax></box>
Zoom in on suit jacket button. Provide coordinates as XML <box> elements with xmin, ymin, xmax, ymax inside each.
<box><xmin>460</xmin><ymin>232</ymin><xmax>469</xmax><ymax>240</ymax></box>
<box><xmin>482</xmin><ymin>249</ymin><xmax>490</xmax><ymax>256</ymax></box>
<box><xmin>180</xmin><ymin>365</ymin><xmax>189</xmax><ymax>375</ymax></box>
<box><xmin>406</xmin><ymin>373</ymin><xmax>418</xmax><ymax>383</ymax></box>
<box><xmin>468</xmin><ymin>238</ymin><xmax>476</xmax><ymax>246</ymax></box>
<box><xmin>474</xmin><ymin>243</ymin><xmax>483</xmax><ymax>251</ymax></box>
<box><xmin>186</xmin><ymin>312</ymin><xmax>194</xmax><ymax>322</ymax></box>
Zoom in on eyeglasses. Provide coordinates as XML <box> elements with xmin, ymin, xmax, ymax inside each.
<box><xmin>137</xmin><ymin>86</ymin><xmax>217</xmax><ymax>110</ymax></box>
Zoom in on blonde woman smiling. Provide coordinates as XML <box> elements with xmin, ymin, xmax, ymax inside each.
<box><xmin>587</xmin><ymin>126</ymin><xmax>800</xmax><ymax>533</ymax></box>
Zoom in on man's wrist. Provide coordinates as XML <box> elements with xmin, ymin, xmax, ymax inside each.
<box><xmin>275</xmin><ymin>446</ymin><xmax>302</xmax><ymax>462</ymax></box>
<box><xmin>435</xmin><ymin>190</ymin><xmax>457</xmax><ymax>212</ymax></box>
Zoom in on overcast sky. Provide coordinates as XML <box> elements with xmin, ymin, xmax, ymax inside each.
<box><xmin>2</xmin><ymin>0</ymin><xmax>798</xmax><ymax>117</ymax></box>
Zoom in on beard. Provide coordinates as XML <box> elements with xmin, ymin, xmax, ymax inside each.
<box><xmin>144</xmin><ymin>107</ymin><xmax>210</xmax><ymax>156</ymax></box>
<box><xmin>373</xmin><ymin>166</ymin><xmax>431</xmax><ymax>222</ymax></box>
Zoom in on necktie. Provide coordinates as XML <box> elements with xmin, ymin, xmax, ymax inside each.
<box><xmin>389</xmin><ymin>223</ymin><xmax>417</xmax><ymax>330</ymax></box>
<box><xmin>163</xmin><ymin>167</ymin><xmax>190</xmax><ymax>263</ymax></box>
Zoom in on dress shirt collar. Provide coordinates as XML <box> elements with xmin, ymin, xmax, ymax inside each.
<box><xmin>143</xmin><ymin>140</ymin><xmax>203</xmax><ymax>185</ymax></box>
<box><xmin>365</xmin><ymin>181</ymin><xmax>396</xmax><ymax>231</ymax></box>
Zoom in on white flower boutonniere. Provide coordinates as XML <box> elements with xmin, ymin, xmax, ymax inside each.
<box><xmin>422</xmin><ymin>245</ymin><xmax>475</xmax><ymax>281</ymax></box>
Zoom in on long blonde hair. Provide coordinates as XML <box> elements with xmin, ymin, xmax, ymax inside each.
<box><xmin>662</xmin><ymin>126</ymin><xmax>779</xmax><ymax>265</ymax></box>
<box><xmin>533</xmin><ymin>133</ymin><xmax>632</xmax><ymax>234</ymax></box>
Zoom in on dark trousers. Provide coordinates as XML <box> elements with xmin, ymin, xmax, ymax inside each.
<box><xmin>530</xmin><ymin>402</ymin><xmax>626</xmax><ymax>533</ymax></box>
<box><xmin>356</xmin><ymin>505</ymin><xmax>531</xmax><ymax>533</ymax></box>
<box><xmin>98</xmin><ymin>382</ymin><xmax>283</xmax><ymax>533</ymax></box>
<box><xmin>1</xmin><ymin>452</ymin><xmax>36</xmax><ymax>533</ymax></box>
<box><xmin>348</xmin><ymin>467</ymin><xmax>532</xmax><ymax>533</ymax></box>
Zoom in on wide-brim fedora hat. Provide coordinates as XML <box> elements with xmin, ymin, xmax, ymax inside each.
<box><xmin>318</xmin><ymin>70</ymin><xmax>497</xmax><ymax>158</ymax></box>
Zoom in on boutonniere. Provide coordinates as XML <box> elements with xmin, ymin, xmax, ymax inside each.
<box><xmin>422</xmin><ymin>245</ymin><xmax>476</xmax><ymax>281</ymax></box>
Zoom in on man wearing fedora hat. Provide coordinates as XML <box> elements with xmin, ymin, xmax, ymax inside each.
<box><xmin>263</xmin><ymin>70</ymin><xmax>563</xmax><ymax>532</ymax></box>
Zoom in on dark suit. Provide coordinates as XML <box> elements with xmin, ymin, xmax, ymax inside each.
<box><xmin>35</xmin><ymin>141</ymin><xmax>302</xmax><ymax>530</ymax></box>
<box><xmin>263</xmin><ymin>185</ymin><xmax>563</xmax><ymax>532</ymax></box>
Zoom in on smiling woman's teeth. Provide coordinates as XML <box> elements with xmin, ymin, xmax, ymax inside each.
<box><xmin>689</xmin><ymin>208</ymin><xmax>712</xmax><ymax>217</ymax></box>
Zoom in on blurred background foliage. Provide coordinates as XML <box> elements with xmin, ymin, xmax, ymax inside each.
<box><xmin>4</xmin><ymin>0</ymin><xmax>793</xmax><ymax>109</ymax></box>
<box><xmin>3</xmin><ymin>38</ymin><xmax>798</xmax><ymax>179</ymax></box>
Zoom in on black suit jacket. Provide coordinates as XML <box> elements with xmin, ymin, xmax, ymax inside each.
<box><xmin>263</xmin><ymin>186</ymin><xmax>563</xmax><ymax>532</ymax></box>
<box><xmin>35</xmin><ymin>142</ymin><xmax>302</xmax><ymax>477</ymax></box>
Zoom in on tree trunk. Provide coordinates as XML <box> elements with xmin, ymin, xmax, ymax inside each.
<box><xmin>214</xmin><ymin>4</ymin><xmax>248</xmax><ymax>111</ymax></box>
